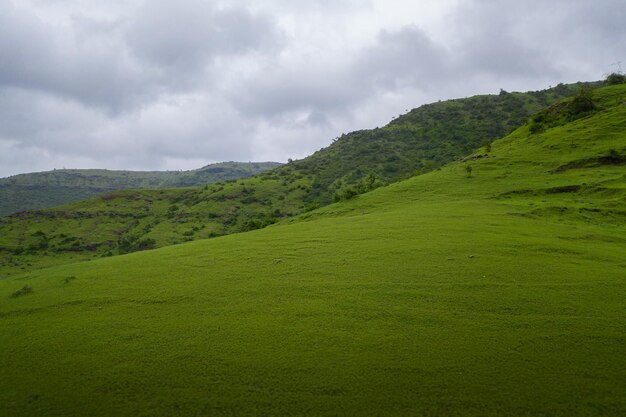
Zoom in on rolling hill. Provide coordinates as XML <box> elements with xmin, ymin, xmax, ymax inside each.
<box><xmin>0</xmin><ymin>161</ymin><xmax>282</xmax><ymax>218</ymax></box>
<box><xmin>0</xmin><ymin>82</ymin><xmax>599</xmax><ymax>276</ymax></box>
<box><xmin>0</xmin><ymin>84</ymin><xmax>624</xmax><ymax>416</ymax></box>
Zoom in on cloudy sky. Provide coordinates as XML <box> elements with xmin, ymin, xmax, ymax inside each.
<box><xmin>0</xmin><ymin>0</ymin><xmax>624</xmax><ymax>177</ymax></box>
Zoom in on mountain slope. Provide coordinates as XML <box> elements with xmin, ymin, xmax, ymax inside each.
<box><xmin>0</xmin><ymin>83</ymin><xmax>597</xmax><ymax>276</ymax></box>
<box><xmin>0</xmin><ymin>161</ymin><xmax>282</xmax><ymax>217</ymax></box>
<box><xmin>288</xmin><ymin>82</ymin><xmax>594</xmax><ymax>203</ymax></box>
<box><xmin>0</xmin><ymin>84</ymin><xmax>624</xmax><ymax>416</ymax></box>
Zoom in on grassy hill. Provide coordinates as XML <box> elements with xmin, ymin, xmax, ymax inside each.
<box><xmin>0</xmin><ymin>161</ymin><xmax>282</xmax><ymax>218</ymax></box>
<box><xmin>0</xmin><ymin>83</ymin><xmax>596</xmax><ymax>276</ymax></box>
<box><xmin>0</xmin><ymin>84</ymin><xmax>624</xmax><ymax>416</ymax></box>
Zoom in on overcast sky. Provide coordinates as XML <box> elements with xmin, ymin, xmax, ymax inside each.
<box><xmin>0</xmin><ymin>0</ymin><xmax>624</xmax><ymax>177</ymax></box>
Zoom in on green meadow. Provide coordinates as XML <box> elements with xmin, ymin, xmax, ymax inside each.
<box><xmin>0</xmin><ymin>85</ymin><xmax>624</xmax><ymax>416</ymax></box>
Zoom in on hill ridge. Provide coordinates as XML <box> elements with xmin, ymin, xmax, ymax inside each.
<box><xmin>0</xmin><ymin>161</ymin><xmax>282</xmax><ymax>217</ymax></box>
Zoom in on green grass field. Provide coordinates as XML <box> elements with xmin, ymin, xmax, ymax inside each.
<box><xmin>0</xmin><ymin>85</ymin><xmax>624</xmax><ymax>416</ymax></box>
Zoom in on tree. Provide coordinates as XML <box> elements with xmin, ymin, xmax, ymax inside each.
<box><xmin>569</xmin><ymin>86</ymin><xmax>595</xmax><ymax>116</ymax></box>
<box><xmin>605</xmin><ymin>72</ymin><xmax>626</xmax><ymax>85</ymax></box>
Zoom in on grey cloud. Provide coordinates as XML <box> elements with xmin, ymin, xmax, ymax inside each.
<box><xmin>0</xmin><ymin>1</ymin><xmax>284</xmax><ymax>112</ymax></box>
<box><xmin>449</xmin><ymin>2</ymin><xmax>561</xmax><ymax>79</ymax></box>
<box><xmin>356</xmin><ymin>25</ymin><xmax>449</xmax><ymax>90</ymax></box>
<box><xmin>450</xmin><ymin>0</ymin><xmax>626</xmax><ymax>82</ymax></box>
<box><xmin>305</xmin><ymin>110</ymin><xmax>333</xmax><ymax>128</ymax></box>
<box><xmin>232</xmin><ymin>25</ymin><xmax>447</xmax><ymax>120</ymax></box>
<box><xmin>0</xmin><ymin>88</ymin><xmax>120</xmax><ymax>156</ymax></box>
<box><xmin>0</xmin><ymin>3</ymin><xmax>56</xmax><ymax>90</ymax></box>
<box><xmin>0</xmin><ymin>2</ymin><xmax>152</xmax><ymax>112</ymax></box>
<box><xmin>227</xmin><ymin>0</ymin><xmax>373</xmax><ymax>14</ymax></box>
<box><xmin>234</xmin><ymin>68</ymin><xmax>365</xmax><ymax>118</ymax></box>
<box><xmin>126</xmin><ymin>0</ymin><xmax>283</xmax><ymax>69</ymax></box>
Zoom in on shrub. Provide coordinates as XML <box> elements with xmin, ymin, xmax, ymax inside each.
<box><xmin>166</xmin><ymin>204</ymin><xmax>180</xmax><ymax>218</ymax></box>
<box><xmin>304</xmin><ymin>202</ymin><xmax>320</xmax><ymax>212</ymax></box>
<box><xmin>10</xmin><ymin>285</ymin><xmax>33</xmax><ymax>298</ymax></box>
<box><xmin>604</xmin><ymin>149</ymin><xmax>625</xmax><ymax>165</ymax></box>
<box><xmin>529</xmin><ymin>122</ymin><xmax>545</xmax><ymax>134</ymax></box>
<box><xmin>117</xmin><ymin>235</ymin><xmax>157</xmax><ymax>254</ymax></box>
<box><xmin>569</xmin><ymin>86</ymin><xmax>595</xmax><ymax>115</ymax></box>
<box><xmin>605</xmin><ymin>72</ymin><xmax>626</xmax><ymax>85</ymax></box>
<box><xmin>241</xmin><ymin>216</ymin><xmax>277</xmax><ymax>232</ymax></box>
<box><xmin>529</xmin><ymin>87</ymin><xmax>596</xmax><ymax>134</ymax></box>
<box><xmin>332</xmin><ymin>173</ymin><xmax>385</xmax><ymax>202</ymax></box>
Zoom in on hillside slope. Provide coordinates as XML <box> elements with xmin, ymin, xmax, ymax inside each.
<box><xmin>0</xmin><ymin>84</ymin><xmax>624</xmax><ymax>417</ymax></box>
<box><xmin>0</xmin><ymin>161</ymin><xmax>282</xmax><ymax>217</ymax></box>
<box><xmin>287</xmin><ymin>82</ymin><xmax>594</xmax><ymax>203</ymax></box>
<box><xmin>0</xmin><ymin>83</ymin><xmax>596</xmax><ymax>275</ymax></box>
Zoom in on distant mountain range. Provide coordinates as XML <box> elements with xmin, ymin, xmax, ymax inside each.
<box><xmin>0</xmin><ymin>161</ymin><xmax>282</xmax><ymax>217</ymax></box>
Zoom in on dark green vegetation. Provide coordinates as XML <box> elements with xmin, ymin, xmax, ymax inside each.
<box><xmin>0</xmin><ymin>84</ymin><xmax>625</xmax><ymax>416</ymax></box>
<box><xmin>0</xmin><ymin>82</ymin><xmax>598</xmax><ymax>276</ymax></box>
<box><xmin>0</xmin><ymin>161</ymin><xmax>282</xmax><ymax>217</ymax></box>
<box><xmin>605</xmin><ymin>71</ymin><xmax>626</xmax><ymax>85</ymax></box>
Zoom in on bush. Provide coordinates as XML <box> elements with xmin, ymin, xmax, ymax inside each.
<box><xmin>304</xmin><ymin>202</ymin><xmax>320</xmax><ymax>212</ymax></box>
<box><xmin>529</xmin><ymin>87</ymin><xmax>596</xmax><ymax>134</ymax></box>
<box><xmin>166</xmin><ymin>204</ymin><xmax>180</xmax><ymax>218</ymax></box>
<box><xmin>605</xmin><ymin>72</ymin><xmax>626</xmax><ymax>85</ymax></box>
<box><xmin>569</xmin><ymin>86</ymin><xmax>595</xmax><ymax>115</ymax></box>
<box><xmin>117</xmin><ymin>235</ymin><xmax>157</xmax><ymax>254</ymax></box>
<box><xmin>332</xmin><ymin>173</ymin><xmax>384</xmax><ymax>202</ymax></box>
<box><xmin>241</xmin><ymin>216</ymin><xmax>277</xmax><ymax>232</ymax></box>
<box><xmin>529</xmin><ymin>122</ymin><xmax>545</xmax><ymax>134</ymax></box>
<box><xmin>10</xmin><ymin>285</ymin><xmax>33</xmax><ymax>298</ymax></box>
